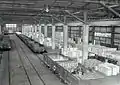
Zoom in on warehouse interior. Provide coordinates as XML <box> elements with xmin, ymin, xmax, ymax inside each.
<box><xmin>0</xmin><ymin>0</ymin><xmax>120</xmax><ymax>85</ymax></box>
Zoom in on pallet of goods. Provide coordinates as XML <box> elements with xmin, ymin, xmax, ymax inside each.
<box><xmin>88</xmin><ymin>45</ymin><xmax>117</xmax><ymax>57</ymax></box>
<box><xmin>96</xmin><ymin>63</ymin><xmax>119</xmax><ymax>76</ymax></box>
<box><xmin>55</xmin><ymin>32</ymin><xmax>63</xmax><ymax>48</ymax></box>
<box><xmin>44</xmin><ymin>38</ymin><xmax>52</xmax><ymax>47</ymax></box>
<box><xmin>57</xmin><ymin>60</ymin><xmax>78</xmax><ymax>73</ymax></box>
<box><xmin>61</xmin><ymin>47</ymin><xmax>82</xmax><ymax>59</ymax></box>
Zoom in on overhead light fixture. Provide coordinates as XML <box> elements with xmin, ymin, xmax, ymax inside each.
<box><xmin>45</xmin><ymin>5</ymin><xmax>49</xmax><ymax>12</ymax></box>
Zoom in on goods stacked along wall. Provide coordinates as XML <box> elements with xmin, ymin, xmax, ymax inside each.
<box><xmin>88</xmin><ymin>45</ymin><xmax>117</xmax><ymax>57</ymax></box>
<box><xmin>89</xmin><ymin>26</ymin><xmax>112</xmax><ymax>47</ymax></box>
<box><xmin>44</xmin><ymin>38</ymin><xmax>52</xmax><ymax>47</ymax></box>
<box><xmin>96</xmin><ymin>63</ymin><xmax>119</xmax><ymax>76</ymax></box>
<box><xmin>61</xmin><ymin>47</ymin><xmax>82</xmax><ymax>61</ymax></box>
<box><xmin>114</xmin><ymin>26</ymin><xmax>120</xmax><ymax>49</ymax></box>
<box><xmin>55</xmin><ymin>32</ymin><xmax>63</xmax><ymax>48</ymax></box>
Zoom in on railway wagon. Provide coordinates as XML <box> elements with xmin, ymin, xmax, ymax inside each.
<box><xmin>43</xmin><ymin>53</ymin><xmax>120</xmax><ymax>85</ymax></box>
<box><xmin>43</xmin><ymin>53</ymin><xmax>79</xmax><ymax>85</ymax></box>
<box><xmin>17</xmin><ymin>34</ymin><xmax>46</xmax><ymax>53</ymax></box>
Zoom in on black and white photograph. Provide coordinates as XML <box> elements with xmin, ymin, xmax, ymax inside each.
<box><xmin>0</xmin><ymin>0</ymin><xmax>120</xmax><ymax>85</ymax></box>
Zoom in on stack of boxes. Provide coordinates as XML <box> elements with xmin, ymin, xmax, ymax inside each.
<box><xmin>28</xmin><ymin>32</ymin><xmax>32</xmax><ymax>38</ymax></box>
<box><xmin>77</xmin><ymin>44</ymin><xmax>117</xmax><ymax>58</ymax></box>
<box><xmin>39</xmin><ymin>33</ymin><xmax>44</xmax><ymax>44</ymax></box>
<box><xmin>61</xmin><ymin>47</ymin><xmax>82</xmax><ymax>59</ymax></box>
<box><xmin>106</xmin><ymin>51</ymin><xmax>120</xmax><ymax>60</ymax></box>
<box><xmin>88</xmin><ymin>45</ymin><xmax>117</xmax><ymax>57</ymax></box>
<box><xmin>34</xmin><ymin>32</ymin><xmax>39</xmax><ymax>42</ymax></box>
<box><xmin>44</xmin><ymin>38</ymin><xmax>52</xmax><ymax>47</ymax></box>
<box><xmin>96</xmin><ymin>63</ymin><xmax>119</xmax><ymax>76</ymax></box>
<box><xmin>32</xmin><ymin>32</ymin><xmax>39</xmax><ymax>41</ymax></box>
<box><xmin>84</xmin><ymin>59</ymin><xmax>102</xmax><ymax>69</ymax></box>
<box><xmin>57</xmin><ymin>61</ymin><xmax>78</xmax><ymax>72</ymax></box>
<box><xmin>55</xmin><ymin>32</ymin><xmax>63</xmax><ymax>48</ymax></box>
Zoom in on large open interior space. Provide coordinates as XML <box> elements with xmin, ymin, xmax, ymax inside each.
<box><xmin>0</xmin><ymin>0</ymin><xmax>120</xmax><ymax>85</ymax></box>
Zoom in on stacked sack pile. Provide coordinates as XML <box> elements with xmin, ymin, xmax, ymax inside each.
<box><xmin>105</xmin><ymin>51</ymin><xmax>120</xmax><ymax>61</ymax></box>
<box><xmin>34</xmin><ymin>32</ymin><xmax>39</xmax><ymax>42</ymax></box>
<box><xmin>55</xmin><ymin>32</ymin><xmax>63</xmax><ymax>48</ymax></box>
<box><xmin>28</xmin><ymin>32</ymin><xmax>32</xmax><ymax>38</ymax></box>
<box><xmin>57</xmin><ymin>60</ymin><xmax>78</xmax><ymax>72</ymax></box>
<box><xmin>84</xmin><ymin>59</ymin><xmax>102</xmax><ymax>69</ymax></box>
<box><xmin>38</xmin><ymin>33</ymin><xmax>44</xmax><ymax>44</ymax></box>
<box><xmin>88</xmin><ymin>45</ymin><xmax>117</xmax><ymax>57</ymax></box>
<box><xmin>96</xmin><ymin>62</ymin><xmax>119</xmax><ymax>76</ymax></box>
<box><xmin>109</xmin><ymin>51</ymin><xmax>120</xmax><ymax>65</ymax></box>
<box><xmin>61</xmin><ymin>47</ymin><xmax>82</xmax><ymax>59</ymax></box>
<box><xmin>44</xmin><ymin>38</ymin><xmax>52</xmax><ymax>47</ymax></box>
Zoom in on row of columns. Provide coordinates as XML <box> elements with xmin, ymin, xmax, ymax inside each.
<box><xmin>82</xmin><ymin>11</ymin><xmax>89</xmax><ymax>62</ymax></box>
<box><xmin>38</xmin><ymin>24</ymin><xmax>68</xmax><ymax>50</ymax></box>
<box><xmin>22</xmin><ymin>23</ymin><xmax>89</xmax><ymax>63</ymax></box>
<box><xmin>22</xmin><ymin>24</ymin><xmax>69</xmax><ymax>50</ymax></box>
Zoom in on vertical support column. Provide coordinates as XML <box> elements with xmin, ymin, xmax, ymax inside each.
<box><xmin>41</xmin><ymin>24</ymin><xmax>44</xmax><ymax>34</ymax></box>
<box><xmin>27</xmin><ymin>25</ymin><xmax>29</xmax><ymax>37</ymax></box>
<box><xmin>91</xmin><ymin>26</ymin><xmax>95</xmax><ymax>44</ymax></box>
<box><xmin>28</xmin><ymin>26</ymin><xmax>30</xmax><ymax>33</ymax></box>
<box><xmin>34</xmin><ymin>25</ymin><xmax>37</xmax><ymax>41</ymax></box>
<box><xmin>0</xmin><ymin>25</ymin><xmax>1</xmax><ymax>34</ymax></box>
<box><xmin>29</xmin><ymin>25</ymin><xmax>32</xmax><ymax>38</ymax></box>
<box><xmin>31</xmin><ymin>25</ymin><xmax>34</xmax><ymax>39</ymax></box>
<box><xmin>82</xmin><ymin>11</ymin><xmax>89</xmax><ymax>63</ymax></box>
<box><xmin>52</xmin><ymin>25</ymin><xmax>56</xmax><ymax>49</ymax></box>
<box><xmin>23</xmin><ymin>25</ymin><xmax>25</xmax><ymax>35</ymax></box>
<box><xmin>111</xmin><ymin>26</ymin><xmax>115</xmax><ymax>47</ymax></box>
<box><xmin>38</xmin><ymin>25</ymin><xmax>42</xmax><ymax>43</ymax></box>
<box><xmin>31</xmin><ymin>25</ymin><xmax>32</xmax><ymax>33</ymax></box>
<box><xmin>63</xmin><ymin>25</ymin><xmax>68</xmax><ymax>50</ymax></box>
<box><xmin>34</xmin><ymin>25</ymin><xmax>37</xmax><ymax>33</ymax></box>
<box><xmin>22</xmin><ymin>25</ymin><xmax>24</xmax><ymax>34</ymax></box>
<box><xmin>34</xmin><ymin>25</ymin><xmax>37</xmax><ymax>36</ymax></box>
<box><xmin>23</xmin><ymin>25</ymin><xmax>24</xmax><ymax>34</ymax></box>
<box><xmin>44</xmin><ymin>25</ymin><xmax>47</xmax><ymax>38</ymax></box>
<box><xmin>39</xmin><ymin>25</ymin><xmax>41</xmax><ymax>35</ymax></box>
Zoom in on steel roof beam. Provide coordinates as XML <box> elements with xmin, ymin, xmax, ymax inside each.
<box><xmin>0</xmin><ymin>0</ymin><xmax>44</xmax><ymax>5</ymax></box>
<box><xmin>64</xmin><ymin>10</ymin><xmax>86</xmax><ymax>24</ymax></box>
<box><xmin>100</xmin><ymin>2</ymin><xmax>120</xmax><ymax>18</ymax></box>
<box><xmin>52</xmin><ymin>15</ymin><xmax>65</xmax><ymax>24</ymax></box>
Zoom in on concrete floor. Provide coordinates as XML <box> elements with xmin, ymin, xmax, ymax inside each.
<box><xmin>9</xmin><ymin>34</ymin><xmax>65</xmax><ymax>85</ymax></box>
<box><xmin>1</xmin><ymin>34</ymin><xmax>120</xmax><ymax>85</ymax></box>
<box><xmin>0</xmin><ymin>51</ymin><xmax>9</xmax><ymax>85</ymax></box>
